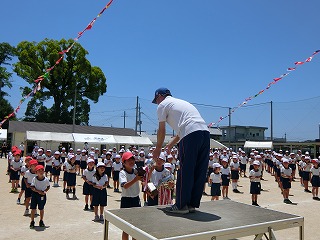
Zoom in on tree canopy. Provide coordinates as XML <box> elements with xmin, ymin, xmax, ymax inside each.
<box><xmin>14</xmin><ymin>39</ymin><xmax>107</xmax><ymax>125</ymax></box>
<box><xmin>0</xmin><ymin>42</ymin><xmax>16</xmax><ymax>128</ymax></box>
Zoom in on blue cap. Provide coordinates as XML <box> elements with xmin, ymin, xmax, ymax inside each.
<box><xmin>152</xmin><ymin>88</ymin><xmax>172</xmax><ymax>104</ymax></box>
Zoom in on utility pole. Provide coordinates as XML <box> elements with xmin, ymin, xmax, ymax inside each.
<box><xmin>270</xmin><ymin>101</ymin><xmax>273</xmax><ymax>141</ymax></box>
<box><xmin>135</xmin><ymin>96</ymin><xmax>139</xmax><ymax>134</ymax></box>
<box><xmin>122</xmin><ymin>111</ymin><xmax>126</xmax><ymax>128</ymax></box>
<box><xmin>228</xmin><ymin>107</ymin><xmax>231</xmax><ymax>147</ymax></box>
<box><xmin>138</xmin><ymin>104</ymin><xmax>142</xmax><ymax>135</ymax></box>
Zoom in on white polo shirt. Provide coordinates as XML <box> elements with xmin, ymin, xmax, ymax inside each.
<box><xmin>157</xmin><ymin>96</ymin><xmax>208</xmax><ymax>139</ymax></box>
<box><xmin>119</xmin><ymin>169</ymin><xmax>140</xmax><ymax>197</ymax></box>
<box><xmin>31</xmin><ymin>176</ymin><xmax>50</xmax><ymax>191</ymax></box>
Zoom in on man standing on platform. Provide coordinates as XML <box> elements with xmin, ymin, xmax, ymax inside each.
<box><xmin>152</xmin><ymin>87</ymin><xmax>210</xmax><ymax>214</ymax></box>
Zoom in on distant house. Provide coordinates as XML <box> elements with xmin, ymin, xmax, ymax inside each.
<box><xmin>208</xmin><ymin>127</ymin><xmax>222</xmax><ymax>141</ymax></box>
<box><xmin>219</xmin><ymin>125</ymin><xmax>268</xmax><ymax>142</ymax></box>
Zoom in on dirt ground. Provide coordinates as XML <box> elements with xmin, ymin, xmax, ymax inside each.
<box><xmin>1</xmin><ymin>157</ymin><xmax>319</xmax><ymax>240</ymax></box>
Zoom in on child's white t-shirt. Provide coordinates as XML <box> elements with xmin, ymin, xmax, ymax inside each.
<box><xmin>119</xmin><ymin>169</ymin><xmax>140</xmax><ymax>197</ymax></box>
<box><xmin>83</xmin><ymin>168</ymin><xmax>96</xmax><ymax>182</ymax></box>
<box><xmin>210</xmin><ymin>172</ymin><xmax>221</xmax><ymax>184</ymax></box>
<box><xmin>112</xmin><ymin>162</ymin><xmax>122</xmax><ymax>171</ymax></box>
<box><xmin>92</xmin><ymin>174</ymin><xmax>108</xmax><ymax>186</ymax></box>
<box><xmin>31</xmin><ymin>176</ymin><xmax>50</xmax><ymax>191</ymax></box>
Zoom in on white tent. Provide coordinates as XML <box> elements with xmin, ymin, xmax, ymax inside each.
<box><xmin>244</xmin><ymin>141</ymin><xmax>273</xmax><ymax>149</ymax></box>
<box><xmin>25</xmin><ymin>131</ymin><xmax>74</xmax><ymax>142</ymax></box>
<box><xmin>72</xmin><ymin>133</ymin><xmax>117</xmax><ymax>144</ymax></box>
<box><xmin>0</xmin><ymin>129</ymin><xmax>7</xmax><ymax>140</ymax></box>
<box><xmin>131</xmin><ymin>136</ymin><xmax>153</xmax><ymax>146</ymax></box>
<box><xmin>113</xmin><ymin>136</ymin><xmax>136</xmax><ymax>145</ymax></box>
<box><xmin>210</xmin><ymin>139</ymin><xmax>227</xmax><ymax>149</ymax></box>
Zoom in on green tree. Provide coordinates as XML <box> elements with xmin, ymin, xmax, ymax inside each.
<box><xmin>0</xmin><ymin>42</ymin><xmax>16</xmax><ymax>128</ymax></box>
<box><xmin>14</xmin><ymin>39</ymin><xmax>107</xmax><ymax>125</ymax></box>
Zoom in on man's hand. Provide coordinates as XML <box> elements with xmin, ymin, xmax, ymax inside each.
<box><xmin>153</xmin><ymin>147</ymin><xmax>161</xmax><ymax>160</ymax></box>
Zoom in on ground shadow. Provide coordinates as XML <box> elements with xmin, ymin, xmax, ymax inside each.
<box><xmin>33</xmin><ymin>226</ymin><xmax>50</xmax><ymax>232</ymax></box>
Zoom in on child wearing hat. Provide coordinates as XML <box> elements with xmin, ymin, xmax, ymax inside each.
<box><xmin>281</xmin><ymin>159</ymin><xmax>293</xmax><ymax>204</ymax></box>
<box><xmin>230</xmin><ymin>156</ymin><xmax>241</xmax><ymax>193</ymax></box>
<box><xmin>36</xmin><ymin>148</ymin><xmax>46</xmax><ymax>166</ymax></box>
<box><xmin>92</xmin><ymin>162</ymin><xmax>108</xmax><ymax>222</ymax></box>
<box><xmin>10</xmin><ymin>150</ymin><xmax>23</xmax><ymax>193</ymax></box>
<box><xmin>17</xmin><ymin>156</ymin><xmax>32</xmax><ymax>205</ymax></box>
<box><xmin>302</xmin><ymin>157</ymin><xmax>312</xmax><ymax>193</ymax></box>
<box><xmin>80</xmin><ymin>149</ymin><xmax>88</xmax><ymax>176</ymax></box>
<box><xmin>52</xmin><ymin>151</ymin><xmax>62</xmax><ymax>187</ymax></box>
<box><xmin>249</xmin><ymin>161</ymin><xmax>262</xmax><ymax>206</ymax></box>
<box><xmin>65</xmin><ymin>155</ymin><xmax>77</xmax><ymax>199</ymax></box>
<box><xmin>119</xmin><ymin>152</ymin><xmax>143</xmax><ymax>240</ymax></box>
<box><xmin>44</xmin><ymin>150</ymin><xmax>53</xmax><ymax>182</ymax></box>
<box><xmin>221</xmin><ymin>159</ymin><xmax>231</xmax><ymax>199</ymax></box>
<box><xmin>103</xmin><ymin>152</ymin><xmax>113</xmax><ymax>188</ymax></box>
<box><xmin>82</xmin><ymin>158</ymin><xmax>96</xmax><ymax>211</ymax></box>
<box><xmin>24</xmin><ymin>159</ymin><xmax>38</xmax><ymax>216</ymax></box>
<box><xmin>310</xmin><ymin>159</ymin><xmax>320</xmax><ymax>200</ymax></box>
<box><xmin>148</xmin><ymin>153</ymin><xmax>174</xmax><ymax>206</ymax></box>
<box><xmin>209</xmin><ymin>163</ymin><xmax>222</xmax><ymax>201</ymax></box>
<box><xmin>29</xmin><ymin>164</ymin><xmax>50</xmax><ymax>229</ymax></box>
<box><xmin>112</xmin><ymin>155</ymin><xmax>122</xmax><ymax>192</ymax></box>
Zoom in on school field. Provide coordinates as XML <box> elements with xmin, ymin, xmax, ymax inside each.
<box><xmin>0</xmin><ymin>157</ymin><xmax>319</xmax><ymax>240</ymax></box>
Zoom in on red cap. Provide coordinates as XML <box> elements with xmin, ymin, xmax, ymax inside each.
<box><xmin>13</xmin><ymin>150</ymin><xmax>22</xmax><ymax>156</ymax></box>
<box><xmin>35</xmin><ymin>165</ymin><xmax>44</xmax><ymax>171</ymax></box>
<box><xmin>29</xmin><ymin>160</ymin><xmax>38</xmax><ymax>165</ymax></box>
<box><xmin>122</xmin><ymin>152</ymin><xmax>134</xmax><ymax>163</ymax></box>
<box><xmin>25</xmin><ymin>156</ymin><xmax>33</xmax><ymax>162</ymax></box>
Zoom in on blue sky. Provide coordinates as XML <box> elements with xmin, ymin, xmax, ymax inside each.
<box><xmin>1</xmin><ymin>0</ymin><xmax>320</xmax><ymax>141</ymax></box>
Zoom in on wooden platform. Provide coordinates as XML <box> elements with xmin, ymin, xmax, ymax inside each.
<box><xmin>104</xmin><ymin>200</ymin><xmax>304</xmax><ymax>240</ymax></box>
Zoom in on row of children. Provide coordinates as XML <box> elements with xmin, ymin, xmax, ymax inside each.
<box><xmin>206</xmin><ymin>148</ymin><xmax>320</xmax><ymax>206</ymax></box>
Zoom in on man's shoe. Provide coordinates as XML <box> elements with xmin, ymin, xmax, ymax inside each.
<box><xmin>188</xmin><ymin>206</ymin><xmax>196</xmax><ymax>213</ymax></box>
<box><xmin>100</xmin><ymin>215</ymin><xmax>104</xmax><ymax>221</ymax></box>
<box><xmin>164</xmin><ymin>204</ymin><xmax>189</xmax><ymax>214</ymax></box>
<box><xmin>84</xmin><ymin>204</ymin><xmax>89</xmax><ymax>211</ymax></box>
<box><xmin>17</xmin><ymin>199</ymin><xmax>20</xmax><ymax>205</ymax></box>
<box><xmin>304</xmin><ymin>189</ymin><xmax>311</xmax><ymax>193</ymax></box>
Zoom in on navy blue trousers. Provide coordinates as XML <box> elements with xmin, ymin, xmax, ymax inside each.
<box><xmin>176</xmin><ymin>130</ymin><xmax>210</xmax><ymax>209</ymax></box>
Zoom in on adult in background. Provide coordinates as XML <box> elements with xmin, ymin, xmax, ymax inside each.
<box><xmin>152</xmin><ymin>87</ymin><xmax>210</xmax><ymax>214</ymax></box>
<box><xmin>1</xmin><ymin>141</ymin><xmax>8</xmax><ymax>158</ymax></box>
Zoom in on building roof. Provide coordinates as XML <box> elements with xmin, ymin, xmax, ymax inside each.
<box><xmin>8</xmin><ymin>121</ymin><xmax>137</xmax><ymax>136</ymax></box>
<box><xmin>208</xmin><ymin>127</ymin><xmax>222</xmax><ymax>136</ymax></box>
<box><xmin>219</xmin><ymin>125</ymin><xmax>268</xmax><ymax>130</ymax></box>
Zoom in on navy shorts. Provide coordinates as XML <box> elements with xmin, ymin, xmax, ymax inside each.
<box><xmin>10</xmin><ymin>170</ymin><xmax>20</xmax><ymax>181</ymax></box>
<box><xmin>289</xmin><ymin>164</ymin><xmax>296</xmax><ymax>171</ymax></box>
<box><xmin>30</xmin><ymin>192</ymin><xmax>46</xmax><ymax>210</ymax></box>
<box><xmin>105</xmin><ymin>167</ymin><xmax>112</xmax><ymax>178</ymax></box>
<box><xmin>231</xmin><ymin>170</ymin><xmax>239</xmax><ymax>180</ymax></box>
<box><xmin>120</xmin><ymin>196</ymin><xmax>141</xmax><ymax>208</ymax></box>
<box><xmin>92</xmin><ymin>188</ymin><xmax>107</xmax><ymax>206</ymax></box>
<box><xmin>75</xmin><ymin>160</ymin><xmax>80</xmax><ymax>166</ymax></box>
<box><xmin>83</xmin><ymin>182</ymin><xmax>94</xmax><ymax>195</ymax></box>
<box><xmin>45</xmin><ymin>165</ymin><xmax>52</xmax><ymax>173</ymax></box>
<box><xmin>311</xmin><ymin>175</ymin><xmax>320</xmax><ymax>187</ymax></box>
<box><xmin>37</xmin><ymin>162</ymin><xmax>45</xmax><ymax>167</ymax></box>
<box><xmin>113</xmin><ymin>171</ymin><xmax>120</xmax><ymax>181</ymax></box>
<box><xmin>80</xmin><ymin>161</ymin><xmax>87</xmax><ymax>170</ymax></box>
<box><xmin>61</xmin><ymin>157</ymin><xmax>66</xmax><ymax>163</ymax></box>
<box><xmin>21</xmin><ymin>177</ymin><xmax>26</xmax><ymax>190</ymax></box>
<box><xmin>211</xmin><ymin>183</ymin><xmax>221</xmax><ymax>196</ymax></box>
<box><xmin>250</xmin><ymin>182</ymin><xmax>261</xmax><ymax>195</ymax></box>
<box><xmin>221</xmin><ymin>174</ymin><xmax>230</xmax><ymax>186</ymax></box>
<box><xmin>302</xmin><ymin>171</ymin><xmax>310</xmax><ymax>181</ymax></box>
<box><xmin>25</xmin><ymin>187</ymin><xmax>33</xmax><ymax>198</ymax></box>
<box><xmin>281</xmin><ymin>177</ymin><xmax>291</xmax><ymax>189</ymax></box>
<box><xmin>63</xmin><ymin>171</ymin><xmax>69</xmax><ymax>181</ymax></box>
<box><xmin>240</xmin><ymin>163</ymin><xmax>246</xmax><ymax>171</ymax></box>
<box><xmin>67</xmin><ymin>172</ymin><xmax>76</xmax><ymax>186</ymax></box>
<box><xmin>52</xmin><ymin>167</ymin><xmax>61</xmax><ymax>176</ymax></box>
